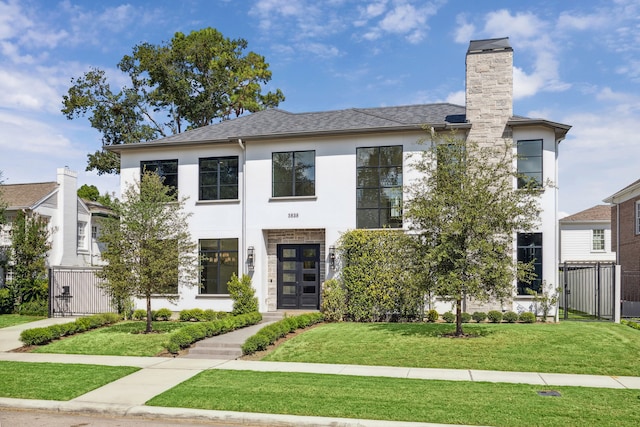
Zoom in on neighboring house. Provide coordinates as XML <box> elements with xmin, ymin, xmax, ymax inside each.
<box><xmin>108</xmin><ymin>37</ymin><xmax>571</xmax><ymax>314</ymax></box>
<box><xmin>603</xmin><ymin>179</ymin><xmax>640</xmax><ymax>312</ymax></box>
<box><xmin>559</xmin><ymin>205</ymin><xmax>615</xmax><ymax>263</ymax></box>
<box><xmin>0</xmin><ymin>167</ymin><xmax>109</xmax><ymax>286</ymax></box>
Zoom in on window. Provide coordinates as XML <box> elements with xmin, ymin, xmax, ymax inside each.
<box><xmin>91</xmin><ymin>225</ymin><xmax>98</xmax><ymax>240</ymax></box>
<box><xmin>272</xmin><ymin>151</ymin><xmax>315</xmax><ymax>197</ymax></box>
<box><xmin>636</xmin><ymin>201</ymin><xmax>640</xmax><ymax>235</ymax></box>
<box><xmin>517</xmin><ymin>233</ymin><xmax>542</xmax><ymax>295</ymax></box>
<box><xmin>77</xmin><ymin>222</ymin><xmax>87</xmax><ymax>250</ymax></box>
<box><xmin>140</xmin><ymin>159</ymin><xmax>178</xmax><ymax>195</ymax></box>
<box><xmin>592</xmin><ymin>229</ymin><xmax>605</xmax><ymax>251</ymax></box>
<box><xmin>517</xmin><ymin>139</ymin><xmax>543</xmax><ymax>188</ymax></box>
<box><xmin>200</xmin><ymin>239</ymin><xmax>238</xmax><ymax>294</ymax></box>
<box><xmin>199</xmin><ymin>157</ymin><xmax>239</xmax><ymax>200</ymax></box>
<box><xmin>356</xmin><ymin>145</ymin><xmax>403</xmax><ymax>229</ymax></box>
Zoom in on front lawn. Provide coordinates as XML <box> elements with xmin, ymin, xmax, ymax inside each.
<box><xmin>263</xmin><ymin>321</ymin><xmax>640</xmax><ymax>376</ymax></box>
<box><xmin>31</xmin><ymin>321</ymin><xmax>185</xmax><ymax>356</ymax></box>
<box><xmin>0</xmin><ymin>314</ymin><xmax>45</xmax><ymax>329</ymax></box>
<box><xmin>147</xmin><ymin>369</ymin><xmax>640</xmax><ymax>427</ymax></box>
<box><xmin>0</xmin><ymin>361</ymin><xmax>138</xmax><ymax>400</ymax></box>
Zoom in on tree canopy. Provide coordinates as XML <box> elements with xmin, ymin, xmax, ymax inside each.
<box><xmin>97</xmin><ymin>172</ymin><xmax>198</xmax><ymax>332</ymax></box>
<box><xmin>77</xmin><ymin>184</ymin><xmax>116</xmax><ymax>207</ymax></box>
<box><xmin>405</xmin><ymin>131</ymin><xmax>542</xmax><ymax>335</ymax></box>
<box><xmin>62</xmin><ymin>27</ymin><xmax>285</xmax><ymax>175</ymax></box>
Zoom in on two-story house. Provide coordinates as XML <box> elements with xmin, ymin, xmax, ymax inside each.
<box><xmin>108</xmin><ymin>38</ymin><xmax>571</xmax><ymax>314</ymax></box>
<box><xmin>0</xmin><ymin>167</ymin><xmax>108</xmax><ymax>287</ymax></box>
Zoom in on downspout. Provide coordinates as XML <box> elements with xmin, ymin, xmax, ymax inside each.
<box><xmin>238</xmin><ymin>138</ymin><xmax>247</xmax><ymax>274</ymax></box>
<box><xmin>616</xmin><ymin>203</ymin><xmax>620</xmax><ymax>265</ymax></box>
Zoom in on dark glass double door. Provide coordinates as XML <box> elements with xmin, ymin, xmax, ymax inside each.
<box><xmin>277</xmin><ymin>244</ymin><xmax>320</xmax><ymax>309</ymax></box>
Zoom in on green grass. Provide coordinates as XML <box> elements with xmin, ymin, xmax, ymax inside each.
<box><xmin>147</xmin><ymin>369</ymin><xmax>640</xmax><ymax>427</ymax></box>
<box><xmin>31</xmin><ymin>321</ymin><xmax>185</xmax><ymax>356</ymax></box>
<box><xmin>0</xmin><ymin>361</ymin><xmax>138</xmax><ymax>400</ymax></box>
<box><xmin>0</xmin><ymin>314</ymin><xmax>45</xmax><ymax>329</ymax></box>
<box><xmin>263</xmin><ymin>321</ymin><xmax>640</xmax><ymax>376</ymax></box>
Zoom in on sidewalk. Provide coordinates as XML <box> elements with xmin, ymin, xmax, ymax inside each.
<box><xmin>2</xmin><ymin>317</ymin><xmax>640</xmax><ymax>426</ymax></box>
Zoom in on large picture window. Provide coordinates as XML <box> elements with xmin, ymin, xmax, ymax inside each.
<box><xmin>199</xmin><ymin>157</ymin><xmax>239</xmax><ymax>201</ymax></box>
<box><xmin>140</xmin><ymin>159</ymin><xmax>178</xmax><ymax>195</ymax></box>
<box><xmin>272</xmin><ymin>151</ymin><xmax>315</xmax><ymax>197</ymax></box>
<box><xmin>517</xmin><ymin>139</ymin><xmax>542</xmax><ymax>188</ymax></box>
<box><xmin>356</xmin><ymin>145</ymin><xmax>403</xmax><ymax>229</ymax></box>
<box><xmin>200</xmin><ymin>239</ymin><xmax>238</xmax><ymax>294</ymax></box>
<box><xmin>517</xmin><ymin>232</ymin><xmax>542</xmax><ymax>295</ymax></box>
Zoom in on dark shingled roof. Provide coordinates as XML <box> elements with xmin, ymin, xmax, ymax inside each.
<box><xmin>561</xmin><ymin>205</ymin><xmax>611</xmax><ymax>222</ymax></box>
<box><xmin>112</xmin><ymin>103</ymin><xmax>468</xmax><ymax>148</ymax></box>
<box><xmin>0</xmin><ymin>182</ymin><xmax>58</xmax><ymax>210</ymax></box>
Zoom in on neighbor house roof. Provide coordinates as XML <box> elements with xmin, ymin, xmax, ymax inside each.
<box><xmin>603</xmin><ymin>178</ymin><xmax>640</xmax><ymax>205</ymax></box>
<box><xmin>107</xmin><ymin>103</ymin><xmax>571</xmax><ymax>152</ymax></box>
<box><xmin>560</xmin><ymin>205</ymin><xmax>611</xmax><ymax>223</ymax></box>
<box><xmin>0</xmin><ymin>182</ymin><xmax>58</xmax><ymax>210</ymax></box>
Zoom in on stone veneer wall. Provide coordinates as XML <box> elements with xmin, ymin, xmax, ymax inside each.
<box><xmin>265</xmin><ymin>228</ymin><xmax>326</xmax><ymax>312</ymax></box>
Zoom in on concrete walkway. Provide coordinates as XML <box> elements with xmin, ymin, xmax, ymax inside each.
<box><xmin>1</xmin><ymin>317</ymin><xmax>640</xmax><ymax>426</ymax></box>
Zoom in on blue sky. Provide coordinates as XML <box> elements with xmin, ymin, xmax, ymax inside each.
<box><xmin>0</xmin><ymin>0</ymin><xmax>638</xmax><ymax>217</ymax></box>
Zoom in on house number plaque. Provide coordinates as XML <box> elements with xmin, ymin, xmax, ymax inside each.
<box><xmin>288</xmin><ymin>213</ymin><xmax>299</xmax><ymax>218</ymax></box>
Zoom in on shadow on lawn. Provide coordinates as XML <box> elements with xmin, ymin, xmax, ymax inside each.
<box><xmin>365</xmin><ymin>322</ymin><xmax>495</xmax><ymax>339</ymax></box>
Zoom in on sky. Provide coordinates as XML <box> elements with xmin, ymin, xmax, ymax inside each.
<box><xmin>0</xmin><ymin>0</ymin><xmax>638</xmax><ymax>218</ymax></box>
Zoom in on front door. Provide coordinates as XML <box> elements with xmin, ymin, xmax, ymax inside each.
<box><xmin>277</xmin><ymin>244</ymin><xmax>320</xmax><ymax>309</ymax></box>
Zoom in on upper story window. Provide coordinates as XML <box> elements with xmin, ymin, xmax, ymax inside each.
<box><xmin>199</xmin><ymin>157</ymin><xmax>239</xmax><ymax>201</ymax></box>
<box><xmin>517</xmin><ymin>139</ymin><xmax>543</xmax><ymax>189</ymax></box>
<box><xmin>140</xmin><ymin>159</ymin><xmax>178</xmax><ymax>196</ymax></box>
<box><xmin>592</xmin><ymin>229</ymin><xmax>605</xmax><ymax>251</ymax></box>
<box><xmin>517</xmin><ymin>232</ymin><xmax>542</xmax><ymax>295</ymax></box>
<box><xmin>77</xmin><ymin>221</ymin><xmax>87</xmax><ymax>250</ymax></box>
<box><xmin>356</xmin><ymin>145</ymin><xmax>403</xmax><ymax>229</ymax></box>
<box><xmin>272</xmin><ymin>151</ymin><xmax>315</xmax><ymax>197</ymax></box>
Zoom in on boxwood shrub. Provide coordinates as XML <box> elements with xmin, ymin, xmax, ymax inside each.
<box><xmin>519</xmin><ymin>311</ymin><xmax>537</xmax><ymax>323</ymax></box>
<box><xmin>461</xmin><ymin>312</ymin><xmax>472</xmax><ymax>323</ymax></box>
<box><xmin>487</xmin><ymin>310</ymin><xmax>503</xmax><ymax>323</ymax></box>
<box><xmin>426</xmin><ymin>309</ymin><xmax>439</xmax><ymax>322</ymax></box>
<box><xmin>242</xmin><ymin>312</ymin><xmax>324</xmax><ymax>356</ymax></box>
<box><xmin>503</xmin><ymin>311</ymin><xmax>518</xmax><ymax>323</ymax></box>
<box><xmin>20</xmin><ymin>312</ymin><xmax>122</xmax><ymax>346</ymax></box>
<box><xmin>441</xmin><ymin>311</ymin><xmax>455</xmax><ymax>323</ymax></box>
<box><xmin>472</xmin><ymin>311</ymin><xmax>487</xmax><ymax>323</ymax></box>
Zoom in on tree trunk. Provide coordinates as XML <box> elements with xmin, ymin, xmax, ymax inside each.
<box><xmin>145</xmin><ymin>296</ymin><xmax>152</xmax><ymax>333</ymax></box>
<box><xmin>455</xmin><ymin>297</ymin><xmax>464</xmax><ymax>336</ymax></box>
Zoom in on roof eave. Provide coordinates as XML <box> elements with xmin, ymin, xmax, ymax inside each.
<box><xmin>508</xmin><ymin>118</ymin><xmax>572</xmax><ymax>141</ymax></box>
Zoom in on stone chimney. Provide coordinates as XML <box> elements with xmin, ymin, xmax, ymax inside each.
<box><xmin>465</xmin><ymin>37</ymin><xmax>513</xmax><ymax>147</ymax></box>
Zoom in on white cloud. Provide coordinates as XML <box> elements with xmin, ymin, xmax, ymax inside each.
<box><xmin>454</xmin><ymin>14</ymin><xmax>475</xmax><ymax>44</ymax></box>
<box><xmin>0</xmin><ymin>0</ymin><xmax>32</xmax><ymax>40</ymax></box>
<box><xmin>483</xmin><ymin>9</ymin><xmax>547</xmax><ymax>39</ymax></box>
<box><xmin>0</xmin><ymin>111</ymin><xmax>75</xmax><ymax>154</ymax></box>
<box><xmin>445</xmin><ymin>90</ymin><xmax>465</xmax><ymax>105</ymax></box>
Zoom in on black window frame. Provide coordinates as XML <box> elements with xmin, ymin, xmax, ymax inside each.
<box><xmin>140</xmin><ymin>159</ymin><xmax>179</xmax><ymax>197</ymax></box>
<box><xmin>517</xmin><ymin>139</ymin><xmax>543</xmax><ymax>189</ymax></box>
<box><xmin>199</xmin><ymin>238</ymin><xmax>239</xmax><ymax>295</ymax></box>
<box><xmin>272</xmin><ymin>150</ymin><xmax>316</xmax><ymax>197</ymax></box>
<box><xmin>356</xmin><ymin>145</ymin><xmax>403</xmax><ymax>229</ymax></box>
<box><xmin>199</xmin><ymin>156</ymin><xmax>239</xmax><ymax>201</ymax></box>
<box><xmin>517</xmin><ymin>232</ymin><xmax>543</xmax><ymax>295</ymax></box>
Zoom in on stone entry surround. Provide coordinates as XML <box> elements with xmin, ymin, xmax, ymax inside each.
<box><xmin>264</xmin><ymin>229</ymin><xmax>326</xmax><ymax>312</ymax></box>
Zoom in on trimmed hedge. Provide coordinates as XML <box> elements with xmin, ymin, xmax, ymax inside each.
<box><xmin>166</xmin><ymin>311</ymin><xmax>262</xmax><ymax>354</ymax></box>
<box><xmin>178</xmin><ymin>308</ymin><xmax>229</xmax><ymax>322</ymax></box>
<box><xmin>241</xmin><ymin>312</ymin><xmax>324</xmax><ymax>355</ymax></box>
<box><xmin>20</xmin><ymin>313</ymin><xmax>122</xmax><ymax>346</ymax></box>
<box><xmin>622</xmin><ymin>319</ymin><xmax>640</xmax><ymax>331</ymax></box>
<box><xmin>519</xmin><ymin>311</ymin><xmax>537</xmax><ymax>323</ymax></box>
<box><xmin>503</xmin><ymin>311</ymin><xmax>518</xmax><ymax>323</ymax></box>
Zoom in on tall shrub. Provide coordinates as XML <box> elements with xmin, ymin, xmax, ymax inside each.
<box><xmin>228</xmin><ymin>273</ymin><xmax>258</xmax><ymax>315</ymax></box>
<box><xmin>320</xmin><ymin>278</ymin><xmax>346</xmax><ymax>322</ymax></box>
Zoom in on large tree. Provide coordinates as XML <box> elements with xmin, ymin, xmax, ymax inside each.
<box><xmin>62</xmin><ymin>27</ymin><xmax>285</xmax><ymax>175</ymax></box>
<box><xmin>97</xmin><ymin>172</ymin><xmax>198</xmax><ymax>332</ymax></box>
<box><xmin>405</xmin><ymin>131</ymin><xmax>541</xmax><ymax>336</ymax></box>
<box><xmin>10</xmin><ymin>210</ymin><xmax>51</xmax><ymax>307</ymax></box>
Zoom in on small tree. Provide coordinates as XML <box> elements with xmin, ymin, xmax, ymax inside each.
<box><xmin>10</xmin><ymin>210</ymin><xmax>51</xmax><ymax>309</ymax></box>
<box><xmin>227</xmin><ymin>273</ymin><xmax>258</xmax><ymax>315</ymax></box>
<box><xmin>97</xmin><ymin>172</ymin><xmax>198</xmax><ymax>333</ymax></box>
<box><xmin>405</xmin><ymin>131</ymin><xmax>542</xmax><ymax>336</ymax></box>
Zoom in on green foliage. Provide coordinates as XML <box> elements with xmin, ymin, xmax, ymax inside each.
<box><xmin>503</xmin><ymin>311</ymin><xmax>518</xmax><ymax>323</ymax></box>
<box><xmin>166</xmin><ymin>312</ymin><xmax>262</xmax><ymax>354</ymax></box>
<box><xmin>622</xmin><ymin>320</ymin><xmax>640</xmax><ymax>331</ymax></box>
<box><xmin>461</xmin><ymin>312</ymin><xmax>472</xmax><ymax>323</ymax></box>
<box><xmin>97</xmin><ymin>172</ymin><xmax>198</xmax><ymax>333</ymax></box>
<box><xmin>487</xmin><ymin>310</ymin><xmax>503</xmax><ymax>323</ymax></box>
<box><xmin>426</xmin><ymin>309</ymin><xmax>439</xmax><ymax>322</ymax></box>
<box><xmin>519</xmin><ymin>312</ymin><xmax>536</xmax><ymax>323</ymax></box>
<box><xmin>405</xmin><ymin>132</ymin><xmax>543</xmax><ymax>335</ymax></box>
<box><xmin>227</xmin><ymin>273</ymin><xmax>258</xmax><ymax>315</ymax></box>
<box><xmin>320</xmin><ymin>278</ymin><xmax>346</xmax><ymax>322</ymax></box>
<box><xmin>526</xmin><ymin>284</ymin><xmax>560</xmax><ymax>321</ymax></box>
<box><xmin>8</xmin><ymin>210</ymin><xmax>50</xmax><ymax>308</ymax></box>
<box><xmin>0</xmin><ymin>288</ymin><xmax>13</xmax><ymax>314</ymax></box>
<box><xmin>154</xmin><ymin>308</ymin><xmax>173</xmax><ymax>321</ymax></box>
<box><xmin>441</xmin><ymin>311</ymin><xmax>455</xmax><ymax>323</ymax></box>
<box><xmin>62</xmin><ymin>27</ymin><xmax>285</xmax><ymax>175</ymax></box>
<box><xmin>18</xmin><ymin>299</ymin><xmax>47</xmax><ymax>316</ymax></box>
<box><xmin>132</xmin><ymin>309</ymin><xmax>146</xmax><ymax>320</ymax></box>
<box><xmin>471</xmin><ymin>312</ymin><xmax>487</xmax><ymax>323</ymax></box>
<box><xmin>77</xmin><ymin>184</ymin><xmax>100</xmax><ymax>201</ymax></box>
<box><xmin>338</xmin><ymin>229</ymin><xmax>423</xmax><ymax>322</ymax></box>
<box><xmin>178</xmin><ymin>308</ymin><xmax>228</xmax><ymax>321</ymax></box>
<box><xmin>242</xmin><ymin>313</ymin><xmax>324</xmax><ymax>355</ymax></box>
<box><xmin>20</xmin><ymin>313</ymin><xmax>121</xmax><ymax>346</ymax></box>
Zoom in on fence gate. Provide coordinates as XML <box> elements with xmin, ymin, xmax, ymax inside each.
<box><xmin>48</xmin><ymin>267</ymin><xmax>115</xmax><ymax>317</ymax></box>
<box><xmin>558</xmin><ymin>262</ymin><xmax>615</xmax><ymax>321</ymax></box>
<box><xmin>621</xmin><ymin>270</ymin><xmax>640</xmax><ymax>317</ymax></box>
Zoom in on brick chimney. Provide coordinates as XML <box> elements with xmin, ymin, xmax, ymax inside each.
<box><xmin>465</xmin><ymin>37</ymin><xmax>513</xmax><ymax>147</ymax></box>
